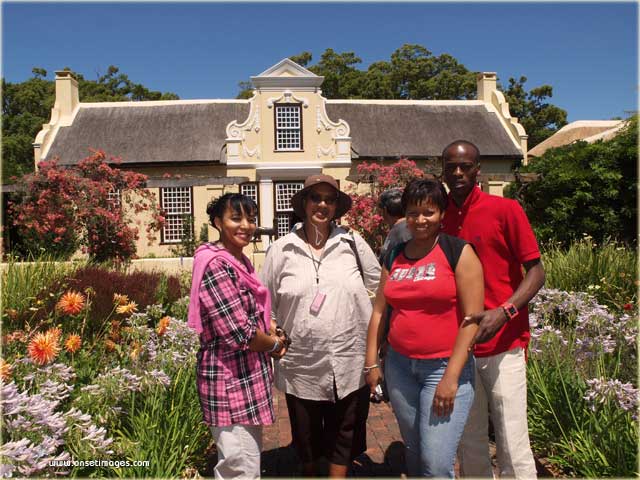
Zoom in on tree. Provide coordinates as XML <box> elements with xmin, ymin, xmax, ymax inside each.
<box><xmin>344</xmin><ymin>158</ymin><xmax>426</xmax><ymax>253</ymax></box>
<box><xmin>6</xmin><ymin>150</ymin><xmax>165</xmax><ymax>262</ymax></box>
<box><xmin>2</xmin><ymin>67</ymin><xmax>179</xmax><ymax>181</ymax></box>
<box><xmin>505</xmin><ymin>116</ymin><xmax>637</xmax><ymax>246</ymax></box>
<box><xmin>502</xmin><ymin>76</ymin><xmax>567</xmax><ymax>148</ymax></box>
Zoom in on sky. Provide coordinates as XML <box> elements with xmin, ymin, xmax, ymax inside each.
<box><xmin>2</xmin><ymin>1</ymin><xmax>638</xmax><ymax>122</ymax></box>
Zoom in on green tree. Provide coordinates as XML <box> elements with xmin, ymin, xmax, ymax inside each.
<box><xmin>505</xmin><ymin>116</ymin><xmax>637</xmax><ymax>246</ymax></box>
<box><xmin>2</xmin><ymin>67</ymin><xmax>179</xmax><ymax>181</ymax></box>
<box><xmin>502</xmin><ymin>76</ymin><xmax>567</xmax><ymax>148</ymax></box>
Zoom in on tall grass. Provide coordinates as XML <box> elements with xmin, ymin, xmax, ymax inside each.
<box><xmin>541</xmin><ymin>236</ymin><xmax>637</xmax><ymax>309</ymax></box>
<box><xmin>110</xmin><ymin>367</ymin><xmax>209</xmax><ymax>477</ymax></box>
<box><xmin>1</xmin><ymin>255</ymin><xmax>83</xmax><ymax>315</ymax></box>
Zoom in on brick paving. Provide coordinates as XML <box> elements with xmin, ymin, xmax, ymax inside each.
<box><xmin>260</xmin><ymin>389</ymin><xmax>406</xmax><ymax>477</ymax></box>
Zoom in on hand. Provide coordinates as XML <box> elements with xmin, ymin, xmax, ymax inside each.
<box><xmin>269</xmin><ymin>333</ymin><xmax>288</xmax><ymax>360</ymax></box>
<box><xmin>365</xmin><ymin>367</ymin><xmax>382</xmax><ymax>395</ymax></box>
<box><xmin>465</xmin><ymin>307</ymin><xmax>508</xmax><ymax>347</ymax></box>
<box><xmin>432</xmin><ymin>375</ymin><xmax>458</xmax><ymax>417</ymax></box>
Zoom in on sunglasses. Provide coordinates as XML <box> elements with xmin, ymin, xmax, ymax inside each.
<box><xmin>443</xmin><ymin>163</ymin><xmax>477</xmax><ymax>174</ymax></box>
<box><xmin>308</xmin><ymin>192</ymin><xmax>338</xmax><ymax>205</ymax></box>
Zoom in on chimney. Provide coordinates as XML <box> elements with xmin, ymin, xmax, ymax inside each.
<box><xmin>476</xmin><ymin>72</ymin><xmax>497</xmax><ymax>103</ymax></box>
<box><xmin>54</xmin><ymin>70</ymin><xmax>79</xmax><ymax>123</ymax></box>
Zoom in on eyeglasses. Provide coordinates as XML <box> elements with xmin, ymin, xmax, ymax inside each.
<box><xmin>443</xmin><ymin>163</ymin><xmax>477</xmax><ymax>174</ymax></box>
<box><xmin>308</xmin><ymin>192</ymin><xmax>338</xmax><ymax>205</ymax></box>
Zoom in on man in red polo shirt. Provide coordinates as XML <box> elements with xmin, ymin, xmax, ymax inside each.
<box><xmin>441</xmin><ymin>140</ymin><xmax>545</xmax><ymax>479</ymax></box>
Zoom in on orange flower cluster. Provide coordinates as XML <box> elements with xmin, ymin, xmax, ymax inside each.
<box><xmin>156</xmin><ymin>316</ymin><xmax>170</xmax><ymax>337</ymax></box>
<box><xmin>56</xmin><ymin>291</ymin><xmax>86</xmax><ymax>315</ymax></box>
<box><xmin>64</xmin><ymin>334</ymin><xmax>82</xmax><ymax>353</ymax></box>
<box><xmin>0</xmin><ymin>359</ymin><xmax>12</xmax><ymax>381</ymax></box>
<box><xmin>27</xmin><ymin>329</ymin><xmax>61</xmax><ymax>365</ymax></box>
<box><xmin>116</xmin><ymin>302</ymin><xmax>138</xmax><ymax>316</ymax></box>
<box><xmin>113</xmin><ymin>293</ymin><xmax>130</xmax><ymax>306</ymax></box>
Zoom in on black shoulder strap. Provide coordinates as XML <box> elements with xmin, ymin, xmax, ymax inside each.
<box><xmin>438</xmin><ymin>234</ymin><xmax>468</xmax><ymax>271</ymax></box>
<box><xmin>384</xmin><ymin>241</ymin><xmax>409</xmax><ymax>271</ymax></box>
<box><xmin>347</xmin><ymin>231</ymin><xmax>365</xmax><ymax>284</ymax></box>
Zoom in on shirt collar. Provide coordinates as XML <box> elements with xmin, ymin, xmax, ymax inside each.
<box><xmin>448</xmin><ymin>185</ymin><xmax>481</xmax><ymax>212</ymax></box>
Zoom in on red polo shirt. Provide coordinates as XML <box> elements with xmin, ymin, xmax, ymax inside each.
<box><xmin>442</xmin><ymin>186</ymin><xmax>540</xmax><ymax>357</ymax></box>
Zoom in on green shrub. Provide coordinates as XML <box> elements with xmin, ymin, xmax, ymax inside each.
<box><xmin>506</xmin><ymin>115</ymin><xmax>637</xmax><ymax>246</ymax></box>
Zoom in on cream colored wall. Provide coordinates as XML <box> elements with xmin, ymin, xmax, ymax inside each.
<box><xmin>227</xmin><ymin>89</ymin><xmax>350</xmax><ymax>167</ymax></box>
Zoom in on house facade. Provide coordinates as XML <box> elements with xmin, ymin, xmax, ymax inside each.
<box><xmin>34</xmin><ymin>59</ymin><xmax>528</xmax><ymax>258</ymax></box>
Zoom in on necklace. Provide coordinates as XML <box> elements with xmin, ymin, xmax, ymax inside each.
<box><xmin>302</xmin><ymin>230</ymin><xmax>326</xmax><ymax>285</ymax></box>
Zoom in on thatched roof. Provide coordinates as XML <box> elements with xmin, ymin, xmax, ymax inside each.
<box><xmin>45</xmin><ymin>101</ymin><xmax>250</xmax><ymax>165</ymax></box>
<box><xmin>44</xmin><ymin>99</ymin><xmax>522</xmax><ymax>164</ymax></box>
<box><xmin>528</xmin><ymin>120</ymin><xmax>624</xmax><ymax>157</ymax></box>
<box><xmin>326</xmin><ymin>101</ymin><xmax>522</xmax><ymax>158</ymax></box>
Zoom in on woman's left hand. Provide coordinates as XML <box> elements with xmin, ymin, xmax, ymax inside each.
<box><xmin>432</xmin><ymin>374</ymin><xmax>458</xmax><ymax>417</ymax></box>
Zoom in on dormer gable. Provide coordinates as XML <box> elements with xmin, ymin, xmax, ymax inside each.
<box><xmin>251</xmin><ymin>58</ymin><xmax>324</xmax><ymax>91</ymax></box>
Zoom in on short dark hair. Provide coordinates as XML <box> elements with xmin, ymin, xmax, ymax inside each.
<box><xmin>441</xmin><ymin>139</ymin><xmax>480</xmax><ymax>164</ymax></box>
<box><xmin>378</xmin><ymin>188</ymin><xmax>404</xmax><ymax>218</ymax></box>
<box><xmin>401</xmin><ymin>179</ymin><xmax>448</xmax><ymax>213</ymax></box>
<box><xmin>206</xmin><ymin>193</ymin><xmax>257</xmax><ymax>231</ymax></box>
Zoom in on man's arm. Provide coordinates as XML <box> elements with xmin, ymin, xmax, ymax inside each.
<box><xmin>468</xmin><ymin>258</ymin><xmax>545</xmax><ymax>346</ymax></box>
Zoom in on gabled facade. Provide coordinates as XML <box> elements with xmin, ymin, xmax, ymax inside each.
<box><xmin>34</xmin><ymin>59</ymin><xmax>528</xmax><ymax>258</ymax></box>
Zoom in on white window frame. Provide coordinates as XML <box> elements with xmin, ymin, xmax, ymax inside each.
<box><xmin>160</xmin><ymin>187</ymin><xmax>193</xmax><ymax>244</ymax></box>
<box><xmin>274</xmin><ymin>181</ymin><xmax>304</xmax><ymax>238</ymax></box>
<box><xmin>274</xmin><ymin>104</ymin><xmax>302</xmax><ymax>151</ymax></box>
<box><xmin>107</xmin><ymin>188</ymin><xmax>121</xmax><ymax>210</ymax></box>
<box><xmin>240</xmin><ymin>182</ymin><xmax>260</xmax><ymax>225</ymax></box>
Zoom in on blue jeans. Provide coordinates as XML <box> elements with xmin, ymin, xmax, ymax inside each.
<box><xmin>385</xmin><ymin>346</ymin><xmax>475</xmax><ymax>478</ymax></box>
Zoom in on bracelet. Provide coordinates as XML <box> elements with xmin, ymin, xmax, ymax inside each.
<box><xmin>363</xmin><ymin>364</ymin><xmax>380</xmax><ymax>374</ymax></box>
<box><xmin>268</xmin><ymin>338</ymin><xmax>281</xmax><ymax>353</ymax></box>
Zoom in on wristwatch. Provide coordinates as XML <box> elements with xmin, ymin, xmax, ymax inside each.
<box><xmin>501</xmin><ymin>302</ymin><xmax>518</xmax><ymax>321</ymax></box>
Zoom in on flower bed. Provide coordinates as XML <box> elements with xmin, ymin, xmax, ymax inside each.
<box><xmin>1</xmin><ymin>261</ymin><xmax>208</xmax><ymax>477</ymax></box>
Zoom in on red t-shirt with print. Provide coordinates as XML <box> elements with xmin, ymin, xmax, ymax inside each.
<box><xmin>441</xmin><ymin>186</ymin><xmax>540</xmax><ymax>357</ymax></box>
<box><xmin>384</xmin><ymin>242</ymin><xmax>461</xmax><ymax>359</ymax></box>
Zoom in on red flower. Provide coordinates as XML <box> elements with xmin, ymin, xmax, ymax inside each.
<box><xmin>623</xmin><ymin>303</ymin><xmax>633</xmax><ymax>311</ymax></box>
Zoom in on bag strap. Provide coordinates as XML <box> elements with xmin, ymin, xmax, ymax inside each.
<box><xmin>347</xmin><ymin>231</ymin><xmax>365</xmax><ymax>284</ymax></box>
<box><xmin>384</xmin><ymin>241</ymin><xmax>409</xmax><ymax>271</ymax></box>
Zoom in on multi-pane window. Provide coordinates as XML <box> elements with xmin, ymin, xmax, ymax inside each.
<box><xmin>275</xmin><ymin>105</ymin><xmax>302</xmax><ymax>151</ymax></box>
<box><xmin>240</xmin><ymin>182</ymin><xmax>259</xmax><ymax>223</ymax></box>
<box><xmin>161</xmin><ymin>187</ymin><xmax>192</xmax><ymax>243</ymax></box>
<box><xmin>107</xmin><ymin>189</ymin><xmax>121</xmax><ymax>210</ymax></box>
<box><xmin>274</xmin><ymin>182</ymin><xmax>304</xmax><ymax>237</ymax></box>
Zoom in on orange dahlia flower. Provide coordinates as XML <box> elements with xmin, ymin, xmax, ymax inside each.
<box><xmin>113</xmin><ymin>293</ymin><xmax>130</xmax><ymax>306</ymax></box>
<box><xmin>27</xmin><ymin>331</ymin><xmax>61</xmax><ymax>365</ymax></box>
<box><xmin>0</xmin><ymin>359</ymin><xmax>12</xmax><ymax>381</ymax></box>
<box><xmin>129</xmin><ymin>341</ymin><xmax>142</xmax><ymax>361</ymax></box>
<box><xmin>64</xmin><ymin>334</ymin><xmax>82</xmax><ymax>353</ymax></box>
<box><xmin>116</xmin><ymin>302</ymin><xmax>138</xmax><ymax>316</ymax></box>
<box><xmin>104</xmin><ymin>339</ymin><xmax>117</xmax><ymax>352</ymax></box>
<box><xmin>49</xmin><ymin>327</ymin><xmax>63</xmax><ymax>342</ymax></box>
<box><xmin>156</xmin><ymin>316</ymin><xmax>170</xmax><ymax>337</ymax></box>
<box><xmin>56</xmin><ymin>291</ymin><xmax>86</xmax><ymax>315</ymax></box>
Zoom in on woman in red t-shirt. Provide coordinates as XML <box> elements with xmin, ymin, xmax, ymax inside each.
<box><xmin>365</xmin><ymin>179</ymin><xmax>484</xmax><ymax>478</ymax></box>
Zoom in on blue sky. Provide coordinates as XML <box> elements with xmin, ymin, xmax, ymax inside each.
<box><xmin>2</xmin><ymin>2</ymin><xmax>637</xmax><ymax>122</ymax></box>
